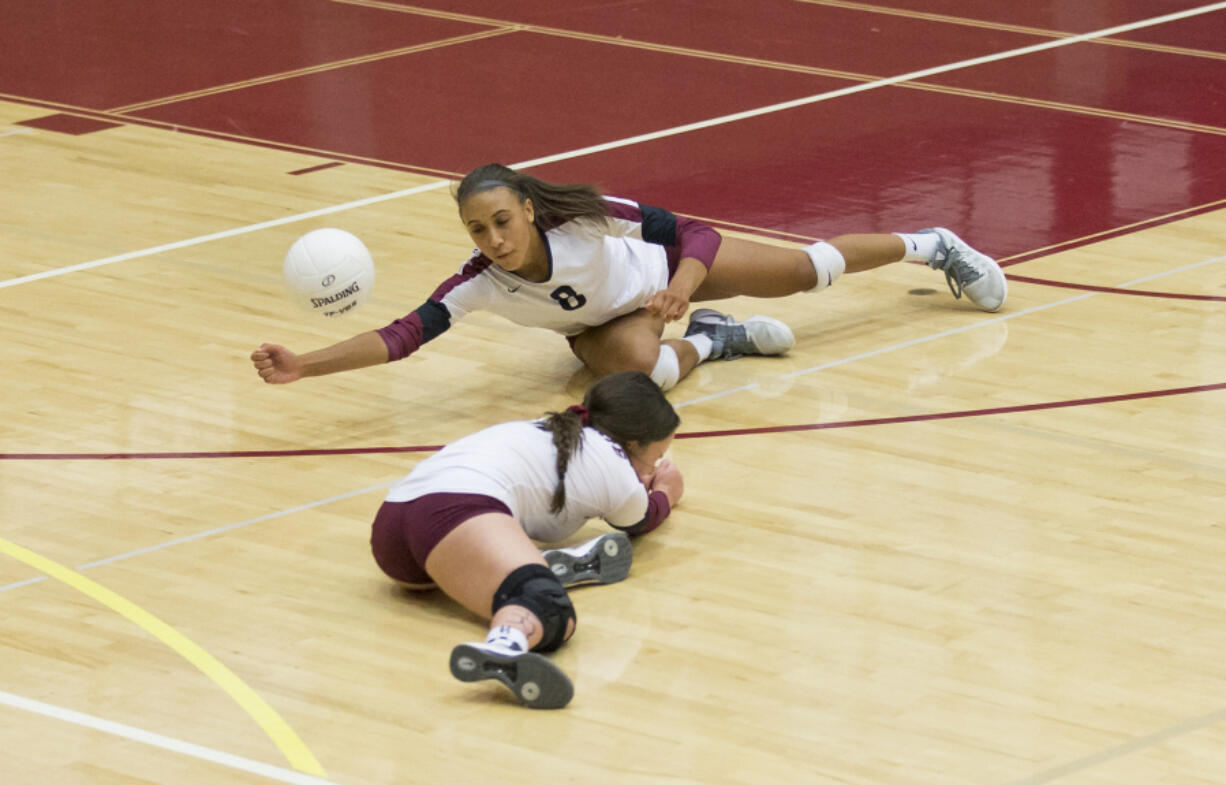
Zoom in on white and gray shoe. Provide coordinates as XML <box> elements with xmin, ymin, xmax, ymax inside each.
<box><xmin>449</xmin><ymin>642</ymin><xmax>574</xmax><ymax>709</ymax></box>
<box><xmin>685</xmin><ymin>308</ymin><xmax>795</xmax><ymax>360</ymax></box>
<box><xmin>918</xmin><ymin>227</ymin><xmax>1007</xmax><ymax>312</ymax></box>
<box><xmin>543</xmin><ymin>531</ymin><xmax>632</xmax><ymax>587</ymax></box>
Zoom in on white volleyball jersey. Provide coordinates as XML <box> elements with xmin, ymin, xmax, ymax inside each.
<box><xmin>437</xmin><ymin>203</ymin><xmax>670</xmax><ymax>336</ymax></box>
<box><xmin>384</xmin><ymin>420</ymin><xmax>649</xmax><ymax>543</ymax></box>
<box><xmin>375</xmin><ymin>197</ymin><xmax>723</xmax><ymax>361</ymax></box>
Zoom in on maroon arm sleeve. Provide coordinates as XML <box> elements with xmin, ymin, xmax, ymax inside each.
<box><xmin>375</xmin><ymin>299</ymin><xmax>451</xmax><ymax>362</ymax></box>
<box><xmin>673</xmin><ymin>215</ymin><xmax>721</xmax><ymax>270</ymax></box>
<box><xmin>612</xmin><ymin>490</ymin><xmax>671</xmax><ymax>537</ymax></box>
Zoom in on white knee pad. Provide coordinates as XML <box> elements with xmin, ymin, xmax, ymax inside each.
<box><xmin>649</xmin><ymin>345</ymin><xmax>681</xmax><ymax>391</ymax></box>
<box><xmin>804</xmin><ymin>241</ymin><xmax>846</xmax><ymax>291</ymax></box>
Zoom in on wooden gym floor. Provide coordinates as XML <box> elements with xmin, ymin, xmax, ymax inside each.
<box><xmin>2</xmin><ymin>2</ymin><xmax>1225</xmax><ymax>784</ymax></box>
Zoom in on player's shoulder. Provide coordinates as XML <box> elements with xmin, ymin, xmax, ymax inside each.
<box><xmin>582</xmin><ymin>428</ymin><xmax>630</xmax><ymax>463</ymax></box>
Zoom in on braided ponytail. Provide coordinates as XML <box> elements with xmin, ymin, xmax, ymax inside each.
<box><xmin>537</xmin><ymin>408</ymin><xmax>587</xmax><ymax>514</ymax></box>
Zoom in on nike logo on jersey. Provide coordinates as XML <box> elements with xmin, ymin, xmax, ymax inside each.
<box><xmin>507</xmin><ymin>284</ymin><xmax>522</xmax><ymax>293</ymax></box>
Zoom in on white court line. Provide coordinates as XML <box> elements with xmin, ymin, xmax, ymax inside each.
<box><xmin>0</xmin><ymin>690</ymin><xmax>341</xmax><ymax>785</ymax></box>
<box><xmin>676</xmin><ymin>252</ymin><xmax>1226</xmax><ymax>408</ymax></box>
<box><xmin>1005</xmin><ymin>706</ymin><xmax>1226</xmax><ymax>785</ymax></box>
<box><xmin>0</xmin><ymin>481</ymin><xmax>395</xmax><ymax>593</ymax></box>
<box><xmin>3</xmin><ymin>1</ymin><xmax>1225</xmax><ymax>291</ymax></box>
<box><xmin>0</xmin><ymin>128</ymin><xmax>35</xmax><ymax>139</ymax></box>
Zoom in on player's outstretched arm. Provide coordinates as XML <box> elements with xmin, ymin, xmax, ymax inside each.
<box><xmin>251</xmin><ymin>331</ymin><xmax>389</xmax><ymax>384</ymax></box>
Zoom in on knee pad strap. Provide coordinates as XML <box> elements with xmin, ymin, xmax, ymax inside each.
<box><xmin>492</xmin><ymin>564</ymin><xmax>575</xmax><ymax>652</ymax></box>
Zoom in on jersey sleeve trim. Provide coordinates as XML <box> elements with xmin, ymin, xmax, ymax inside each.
<box><xmin>602</xmin><ymin>198</ymin><xmax>720</xmax><ymax>270</ymax></box>
<box><xmin>432</xmin><ymin>253</ymin><xmax>492</xmax><ymax>301</ymax></box>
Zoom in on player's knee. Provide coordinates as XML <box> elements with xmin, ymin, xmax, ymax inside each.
<box><xmin>491</xmin><ymin>564</ymin><xmax>576</xmax><ymax>652</ymax></box>
<box><xmin>804</xmin><ymin>241</ymin><xmax>846</xmax><ymax>292</ymax></box>
<box><xmin>648</xmin><ymin>345</ymin><xmax>680</xmax><ymax>391</ymax></box>
<box><xmin>614</xmin><ymin>341</ymin><xmax>662</xmax><ymax>375</ymax></box>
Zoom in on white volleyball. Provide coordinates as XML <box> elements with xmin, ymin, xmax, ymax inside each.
<box><xmin>283</xmin><ymin>228</ymin><xmax>375</xmax><ymax>317</ymax></box>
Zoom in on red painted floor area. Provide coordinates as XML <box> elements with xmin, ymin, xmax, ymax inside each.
<box><xmin>132</xmin><ymin>31</ymin><xmax>855</xmax><ymax>172</ymax></box>
<box><xmin>926</xmin><ymin>43</ymin><xmax>1226</xmax><ymax>130</ymax></box>
<box><xmin>858</xmin><ymin>0</ymin><xmax>1220</xmax><ymax>33</ymax></box>
<box><xmin>1106</xmin><ymin>13</ymin><xmax>1226</xmax><ymax>52</ymax></box>
<box><xmin>3</xmin><ymin>0</ymin><xmax>1225</xmax><ymax>260</ymax></box>
<box><xmin>388</xmin><ymin>0</ymin><xmax>1050</xmax><ymax>74</ymax></box>
<box><xmin>527</xmin><ymin>86</ymin><xmax>1226</xmax><ymax>258</ymax></box>
<box><xmin>0</xmin><ymin>0</ymin><xmax>487</xmax><ymax>108</ymax></box>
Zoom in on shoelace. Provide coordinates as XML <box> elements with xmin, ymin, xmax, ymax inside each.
<box><xmin>941</xmin><ymin>256</ymin><xmax>982</xmax><ymax>301</ymax></box>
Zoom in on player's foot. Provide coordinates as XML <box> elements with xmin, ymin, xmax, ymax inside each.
<box><xmin>685</xmin><ymin>309</ymin><xmax>795</xmax><ymax>360</ymax></box>
<box><xmin>449</xmin><ymin>642</ymin><xmax>574</xmax><ymax>709</ymax></box>
<box><xmin>543</xmin><ymin>531</ymin><xmax>632</xmax><ymax>587</ymax></box>
<box><xmin>918</xmin><ymin>227</ymin><xmax>1007</xmax><ymax>312</ymax></box>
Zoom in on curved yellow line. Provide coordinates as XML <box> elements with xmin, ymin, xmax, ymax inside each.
<box><xmin>0</xmin><ymin>537</ymin><xmax>325</xmax><ymax>776</ymax></box>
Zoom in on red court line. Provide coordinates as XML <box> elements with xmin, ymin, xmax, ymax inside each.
<box><xmin>1003</xmin><ymin>275</ymin><xmax>1226</xmax><ymax>302</ymax></box>
<box><xmin>998</xmin><ymin>197</ymin><xmax>1226</xmax><ymax>267</ymax></box>
<box><xmin>3</xmin><ymin>382</ymin><xmax>1221</xmax><ymax>461</ymax></box>
<box><xmin>674</xmin><ymin>382</ymin><xmax>1226</xmax><ymax>440</ymax></box>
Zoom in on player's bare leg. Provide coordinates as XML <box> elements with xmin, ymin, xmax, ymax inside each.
<box><xmin>696</xmin><ymin>232</ymin><xmax>1005</xmax><ymax>310</ymax></box>
<box><xmin>427</xmin><ymin>513</ymin><xmax>576</xmax><ymax>708</ymax></box>
<box><xmin>572</xmin><ymin>309</ymin><xmax>701</xmax><ymax>388</ymax></box>
<box><xmin>692</xmin><ymin>234</ymin><xmax>899</xmax><ymax>300</ymax></box>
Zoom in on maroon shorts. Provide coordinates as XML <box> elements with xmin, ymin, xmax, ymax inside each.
<box><xmin>370</xmin><ymin>492</ymin><xmax>513</xmax><ymax>584</ymax></box>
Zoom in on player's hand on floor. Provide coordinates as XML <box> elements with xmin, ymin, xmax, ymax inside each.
<box><xmin>648</xmin><ymin>459</ymin><xmax>684</xmax><ymax>505</ymax></box>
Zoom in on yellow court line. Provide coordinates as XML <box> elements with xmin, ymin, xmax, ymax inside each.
<box><xmin>0</xmin><ymin>536</ymin><xmax>326</xmax><ymax>777</ymax></box>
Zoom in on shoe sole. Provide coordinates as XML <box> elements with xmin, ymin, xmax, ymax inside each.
<box><xmin>544</xmin><ymin>531</ymin><xmax>632</xmax><ymax>587</ymax></box>
<box><xmin>450</xmin><ymin>644</ymin><xmax>574</xmax><ymax>709</ymax></box>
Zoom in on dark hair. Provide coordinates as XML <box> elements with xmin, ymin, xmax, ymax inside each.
<box><xmin>454</xmin><ymin>163</ymin><xmax>608</xmax><ymax>229</ymax></box>
<box><xmin>537</xmin><ymin>371</ymin><xmax>680</xmax><ymax>514</ymax></box>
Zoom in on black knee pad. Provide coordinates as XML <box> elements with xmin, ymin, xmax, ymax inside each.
<box><xmin>491</xmin><ymin>564</ymin><xmax>576</xmax><ymax>653</ymax></box>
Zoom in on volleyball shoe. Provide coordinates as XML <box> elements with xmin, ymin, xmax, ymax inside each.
<box><xmin>685</xmin><ymin>309</ymin><xmax>795</xmax><ymax>360</ymax></box>
<box><xmin>918</xmin><ymin>227</ymin><xmax>1007</xmax><ymax>312</ymax></box>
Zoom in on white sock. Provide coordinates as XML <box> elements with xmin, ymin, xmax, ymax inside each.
<box><xmin>485</xmin><ymin>625</ymin><xmax>529</xmax><ymax>653</ymax></box>
<box><xmin>894</xmin><ymin>232</ymin><xmax>939</xmax><ymax>263</ymax></box>
<box><xmin>684</xmin><ymin>333</ymin><xmax>713</xmax><ymax>362</ymax></box>
<box><xmin>803</xmin><ymin>241</ymin><xmax>846</xmax><ymax>291</ymax></box>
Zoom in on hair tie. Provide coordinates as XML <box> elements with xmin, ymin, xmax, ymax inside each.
<box><xmin>566</xmin><ymin>405</ymin><xmax>591</xmax><ymax>426</ymax></box>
